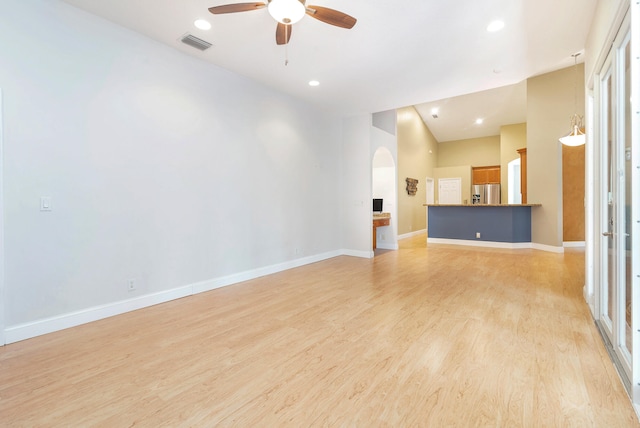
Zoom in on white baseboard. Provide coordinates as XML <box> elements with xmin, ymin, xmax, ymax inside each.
<box><xmin>376</xmin><ymin>243</ymin><xmax>399</xmax><ymax>250</ymax></box>
<box><xmin>192</xmin><ymin>250</ymin><xmax>343</xmax><ymax>294</ymax></box>
<box><xmin>4</xmin><ymin>249</ymin><xmax>351</xmax><ymax>345</ymax></box>
<box><xmin>563</xmin><ymin>241</ymin><xmax>586</xmax><ymax>248</ymax></box>
<box><xmin>427</xmin><ymin>238</ymin><xmax>533</xmax><ymax>250</ymax></box>
<box><xmin>584</xmin><ymin>285</ymin><xmax>595</xmax><ymax>316</ymax></box>
<box><xmin>426</xmin><ymin>238</ymin><xmax>565</xmax><ymax>253</ymax></box>
<box><xmin>3</xmin><ymin>236</ymin><xmax>571</xmax><ymax>345</ymax></box>
<box><xmin>341</xmin><ymin>249</ymin><xmax>374</xmax><ymax>259</ymax></box>
<box><xmin>4</xmin><ymin>285</ymin><xmax>193</xmax><ymax>344</ymax></box>
<box><xmin>398</xmin><ymin>229</ymin><xmax>427</xmax><ymax>240</ymax></box>
<box><xmin>531</xmin><ymin>243</ymin><xmax>565</xmax><ymax>253</ymax></box>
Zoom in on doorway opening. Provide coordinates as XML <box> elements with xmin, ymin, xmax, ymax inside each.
<box><xmin>372</xmin><ymin>147</ymin><xmax>397</xmax><ymax>251</ymax></box>
<box><xmin>507</xmin><ymin>158</ymin><xmax>521</xmax><ymax>204</ymax></box>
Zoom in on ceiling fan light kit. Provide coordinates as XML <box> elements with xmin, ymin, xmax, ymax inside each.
<box><xmin>268</xmin><ymin>0</ymin><xmax>306</xmax><ymax>24</ymax></box>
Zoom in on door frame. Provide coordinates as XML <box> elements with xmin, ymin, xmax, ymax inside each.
<box><xmin>592</xmin><ymin>6</ymin><xmax>637</xmax><ymax>399</ymax></box>
<box><xmin>629</xmin><ymin>0</ymin><xmax>640</xmax><ymax>406</ymax></box>
<box><xmin>425</xmin><ymin>177</ymin><xmax>434</xmax><ymax>234</ymax></box>
<box><xmin>598</xmin><ymin>44</ymin><xmax>616</xmax><ymax>351</ymax></box>
<box><xmin>0</xmin><ymin>89</ymin><xmax>5</xmax><ymax>346</ymax></box>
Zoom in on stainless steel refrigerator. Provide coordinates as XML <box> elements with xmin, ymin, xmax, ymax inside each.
<box><xmin>472</xmin><ymin>184</ymin><xmax>501</xmax><ymax>204</ymax></box>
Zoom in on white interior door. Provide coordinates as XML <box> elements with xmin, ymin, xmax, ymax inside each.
<box><xmin>425</xmin><ymin>178</ymin><xmax>435</xmax><ymax>205</ymax></box>
<box><xmin>438</xmin><ymin>178</ymin><xmax>461</xmax><ymax>205</ymax></box>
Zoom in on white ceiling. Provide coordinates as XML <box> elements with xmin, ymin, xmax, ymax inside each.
<box><xmin>414</xmin><ymin>80</ymin><xmax>527</xmax><ymax>142</ymax></box>
<box><xmin>61</xmin><ymin>0</ymin><xmax>596</xmax><ymax>137</ymax></box>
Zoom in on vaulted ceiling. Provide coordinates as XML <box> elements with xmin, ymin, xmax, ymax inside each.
<box><xmin>62</xmin><ymin>0</ymin><xmax>596</xmax><ymax>139</ymax></box>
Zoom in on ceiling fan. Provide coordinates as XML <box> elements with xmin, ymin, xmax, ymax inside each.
<box><xmin>208</xmin><ymin>0</ymin><xmax>357</xmax><ymax>45</ymax></box>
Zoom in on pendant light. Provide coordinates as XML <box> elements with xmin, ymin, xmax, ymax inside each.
<box><xmin>559</xmin><ymin>53</ymin><xmax>586</xmax><ymax>146</ymax></box>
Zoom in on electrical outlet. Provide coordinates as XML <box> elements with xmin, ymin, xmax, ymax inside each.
<box><xmin>127</xmin><ymin>279</ymin><xmax>136</xmax><ymax>292</ymax></box>
<box><xmin>476</xmin><ymin>232</ymin><xmax>481</xmax><ymax>239</ymax></box>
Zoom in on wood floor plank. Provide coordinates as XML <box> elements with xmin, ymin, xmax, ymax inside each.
<box><xmin>1</xmin><ymin>235</ymin><xmax>638</xmax><ymax>426</ymax></box>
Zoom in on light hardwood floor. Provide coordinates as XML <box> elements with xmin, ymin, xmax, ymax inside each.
<box><xmin>2</xmin><ymin>234</ymin><xmax>638</xmax><ymax>426</ymax></box>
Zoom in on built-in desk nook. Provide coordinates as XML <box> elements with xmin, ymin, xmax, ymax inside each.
<box><xmin>372</xmin><ymin>213</ymin><xmax>390</xmax><ymax>250</ymax></box>
<box><xmin>424</xmin><ymin>204</ymin><xmax>541</xmax><ymax>246</ymax></box>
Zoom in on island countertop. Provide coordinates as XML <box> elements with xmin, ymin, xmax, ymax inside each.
<box><xmin>373</xmin><ymin>212</ymin><xmax>391</xmax><ymax>219</ymax></box>
<box><xmin>424</xmin><ymin>203</ymin><xmax>541</xmax><ymax>207</ymax></box>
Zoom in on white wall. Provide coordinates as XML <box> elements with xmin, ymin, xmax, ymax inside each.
<box><xmin>1</xmin><ymin>0</ymin><xmax>345</xmax><ymax>340</ymax></box>
<box><xmin>527</xmin><ymin>66</ymin><xmax>583</xmax><ymax>251</ymax></box>
<box><xmin>372</xmin><ymin>110</ymin><xmax>397</xmax><ymax>136</ymax></box>
<box><xmin>341</xmin><ymin>115</ymin><xmax>373</xmax><ymax>257</ymax></box>
<box><xmin>340</xmin><ymin>115</ymin><xmax>397</xmax><ymax>256</ymax></box>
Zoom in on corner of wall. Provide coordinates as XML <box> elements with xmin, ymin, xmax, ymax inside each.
<box><xmin>396</xmin><ymin>107</ymin><xmax>436</xmax><ymax>235</ymax></box>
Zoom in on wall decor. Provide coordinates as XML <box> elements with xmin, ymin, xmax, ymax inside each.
<box><xmin>406</xmin><ymin>177</ymin><xmax>418</xmax><ymax>195</ymax></box>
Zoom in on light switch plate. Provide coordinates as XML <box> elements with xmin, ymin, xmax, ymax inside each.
<box><xmin>40</xmin><ymin>196</ymin><xmax>52</xmax><ymax>211</ymax></box>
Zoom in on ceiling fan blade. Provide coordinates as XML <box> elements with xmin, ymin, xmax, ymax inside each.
<box><xmin>276</xmin><ymin>22</ymin><xmax>292</xmax><ymax>45</ymax></box>
<box><xmin>305</xmin><ymin>6</ymin><xmax>356</xmax><ymax>29</ymax></box>
<box><xmin>208</xmin><ymin>2</ymin><xmax>266</xmax><ymax>14</ymax></box>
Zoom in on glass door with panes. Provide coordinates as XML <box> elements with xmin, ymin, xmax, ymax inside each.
<box><xmin>598</xmin><ymin>17</ymin><xmax>632</xmax><ymax>387</ymax></box>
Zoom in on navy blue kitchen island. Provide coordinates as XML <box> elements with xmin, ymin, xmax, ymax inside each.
<box><xmin>425</xmin><ymin>204</ymin><xmax>541</xmax><ymax>246</ymax></box>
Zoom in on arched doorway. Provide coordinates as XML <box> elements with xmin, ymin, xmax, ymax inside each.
<box><xmin>372</xmin><ymin>147</ymin><xmax>397</xmax><ymax>251</ymax></box>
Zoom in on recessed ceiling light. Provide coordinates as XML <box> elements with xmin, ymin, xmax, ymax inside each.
<box><xmin>475</xmin><ymin>118</ymin><xmax>484</xmax><ymax>125</ymax></box>
<box><xmin>431</xmin><ymin>107</ymin><xmax>439</xmax><ymax>115</ymax></box>
<box><xmin>194</xmin><ymin>19</ymin><xmax>212</xmax><ymax>30</ymax></box>
<box><xmin>308</xmin><ymin>80</ymin><xmax>320</xmax><ymax>87</ymax></box>
<box><xmin>487</xmin><ymin>20</ymin><xmax>504</xmax><ymax>32</ymax></box>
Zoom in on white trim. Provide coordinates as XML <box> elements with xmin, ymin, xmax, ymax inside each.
<box><xmin>376</xmin><ymin>243</ymin><xmax>398</xmax><ymax>250</ymax></box>
<box><xmin>426</xmin><ymin>238</ymin><xmax>565</xmax><ymax>253</ymax></box>
<box><xmin>585</xmin><ymin>91</ymin><xmax>596</xmax><ymax>315</ymax></box>
<box><xmin>397</xmin><ymin>229</ymin><xmax>426</xmax><ymax>240</ymax></box>
<box><xmin>341</xmin><ymin>249</ymin><xmax>374</xmax><ymax>259</ymax></box>
<box><xmin>5</xmin><ymin>285</ymin><xmax>193</xmax><ymax>344</ymax></box>
<box><xmin>3</xmin><ymin>249</ymin><xmax>353</xmax><ymax>344</ymax></box>
<box><xmin>192</xmin><ymin>250</ymin><xmax>342</xmax><ymax>294</ymax></box>
<box><xmin>531</xmin><ymin>242</ymin><xmax>565</xmax><ymax>254</ymax></box>
<box><xmin>563</xmin><ymin>241</ymin><xmax>586</xmax><ymax>248</ymax></box>
<box><xmin>583</xmin><ymin>284</ymin><xmax>591</xmax><ymax>306</ymax></box>
<box><xmin>427</xmin><ymin>238</ymin><xmax>533</xmax><ymax>250</ymax></box>
<box><xmin>0</xmin><ymin>89</ymin><xmax>4</xmax><ymax>346</ymax></box>
<box><xmin>588</xmin><ymin>1</ymin><xmax>631</xmax><ymax>88</ymax></box>
<box><xmin>631</xmin><ymin>0</ymin><xmax>640</xmax><ymax>408</ymax></box>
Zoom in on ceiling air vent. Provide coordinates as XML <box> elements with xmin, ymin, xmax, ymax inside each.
<box><xmin>180</xmin><ymin>34</ymin><xmax>212</xmax><ymax>51</ymax></box>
